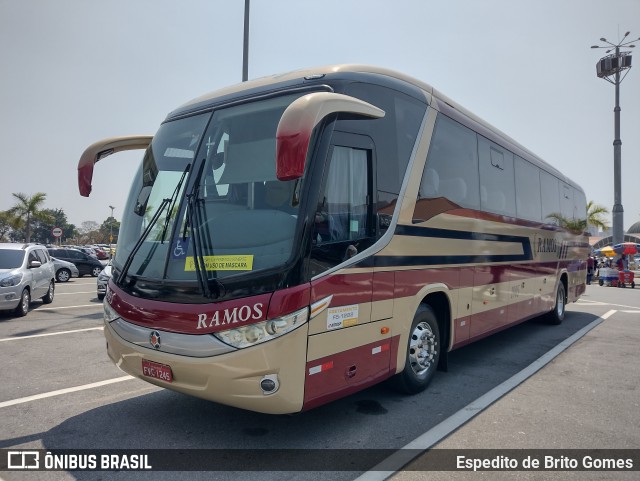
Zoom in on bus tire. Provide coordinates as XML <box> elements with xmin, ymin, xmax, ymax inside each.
<box><xmin>389</xmin><ymin>305</ymin><xmax>440</xmax><ymax>394</ymax></box>
<box><xmin>547</xmin><ymin>281</ymin><xmax>566</xmax><ymax>325</ymax></box>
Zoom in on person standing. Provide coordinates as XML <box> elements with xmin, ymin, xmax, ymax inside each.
<box><xmin>587</xmin><ymin>256</ymin><xmax>595</xmax><ymax>285</ymax></box>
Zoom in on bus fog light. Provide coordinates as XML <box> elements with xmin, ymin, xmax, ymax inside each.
<box><xmin>260</xmin><ymin>375</ymin><xmax>279</xmax><ymax>394</ymax></box>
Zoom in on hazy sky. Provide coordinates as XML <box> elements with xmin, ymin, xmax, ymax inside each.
<box><xmin>1</xmin><ymin>0</ymin><xmax>639</xmax><ymax>232</ymax></box>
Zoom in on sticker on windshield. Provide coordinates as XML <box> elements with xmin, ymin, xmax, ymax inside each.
<box><xmin>172</xmin><ymin>238</ymin><xmax>189</xmax><ymax>259</ymax></box>
<box><xmin>184</xmin><ymin>255</ymin><xmax>254</xmax><ymax>271</ymax></box>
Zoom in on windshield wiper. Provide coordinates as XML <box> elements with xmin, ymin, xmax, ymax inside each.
<box><xmin>117</xmin><ymin>165</ymin><xmax>191</xmax><ymax>285</ymax></box>
<box><xmin>185</xmin><ymin>161</ymin><xmax>225</xmax><ymax>299</ymax></box>
<box><xmin>161</xmin><ymin>165</ymin><xmax>190</xmax><ymax>243</ymax></box>
<box><xmin>117</xmin><ymin>197</ymin><xmax>171</xmax><ymax>285</ymax></box>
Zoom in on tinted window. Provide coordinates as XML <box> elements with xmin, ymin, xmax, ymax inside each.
<box><xmin>34</xmin><ymin>249</ymin><xmax>48</xmax><ymax>264</ymax></box>
<box><xmin>28</xmin><ymin>251</ymin><xmax>39</xmax><ymax>264</ymax></box>
<box><xmin>419</xmin><ymin>114</ymin><xmax>480</xmax><ymax>209</ymax></box>
<box><xmin>574</xmin><ymin>188</ymin><xmax>587</xmax><ymax>222</ymax></box>
<box><xmin>310</xmin><ymin>138</ymin><xmax>373</xmax><ymax>276</ymax></box>
<box><xmin>0</xmin><ymin>250</ymin><xmax>24</xmax><ymax>269</ymax></box>
<box><xmin>343</xmin><ymin>83</ymin><xmax>426</xmax><ymax>197</ymax></box>
<box><xmin>540</xmin><ymin>171</ymin><xmax>560</xmax><ymax>223</ymax></box>
<box><xmin>514</xmin><ymin>156</ymin><xmax>542</xmax><ymax>222</ymax></box>
<box><xmin>478</xmin><ymin>136</ymin><xmax>516</xmax><ymax>217</ymax></box>
<box><xmin>560</xmin><ymin>183</ymin><xmax>573</xmax><ymax>219</ymax></box>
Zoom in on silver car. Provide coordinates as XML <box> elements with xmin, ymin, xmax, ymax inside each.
<box><xmin>97</xmin><ymin>262</ymin><xmax>112</xmax><ymax>301</ymax></box>
<box><xmin>0</xmin><ymin>243</ymin><xmax>56</xmax><ymax>316</ymax></box>
<box><xmin>51</xmin><ymin>256</ymin><xmax>80</xmax><ymax>282</ymax></box>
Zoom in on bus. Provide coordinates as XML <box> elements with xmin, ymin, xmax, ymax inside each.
<box><xmin>78</xmin><ymin>65</ymin><xmax>588</xmax><ymax>414</ymax></box>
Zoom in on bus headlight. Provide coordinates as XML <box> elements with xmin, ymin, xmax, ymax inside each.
<box><xmin>213</xmin><ymin>306</ymin><xmax>308</xmax><ymax>349</ymax></box>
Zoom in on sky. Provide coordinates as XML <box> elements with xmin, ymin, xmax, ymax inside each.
<box><xmin>1</xmin><ymin>0</ymin><xmax>639</xmax><ymax>234</ymax></box>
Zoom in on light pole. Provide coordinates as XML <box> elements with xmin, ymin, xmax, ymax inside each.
<box><xmin>591</xmin><ymin>31</ymin><xmax>638</xmax><ymax>246</ymax></box>
<box><xmin>108</xmin><ymin>205</ymin><xmax>115</xmax><ymax>256</ymax></box>
<box><xmin>242</xmin><ymin>0</ymin><xmax>250</xmax><ymax>81</ymax></box>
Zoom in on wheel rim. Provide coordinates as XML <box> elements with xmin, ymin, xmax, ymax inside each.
<box><xmin>58</xmin><ymin>270</ymin><xmax>70</xmax><ymax>282</ymax></box>
<box><xmin>556</xmin><ymin>286</ymin><xmax>565</xmax><ymax>317</ymax></box>
<box><xmin>21</xmin><ymin>291</ymin><xmax>29</xmax><ymax>313</ymax></box>
<box><xmin>93</xmin><ymin>267</ymin><xmax>102</xmax><ymax>276</ymax></box>
<box><xmin>48</xmin><ymin>282</ymin><xmax>54</xmax><ymax>300</ymax></box>
<box><xmin>409</xmin><ymin>321</ymin><xmax>437</xmax><ymax>377</ymax></box>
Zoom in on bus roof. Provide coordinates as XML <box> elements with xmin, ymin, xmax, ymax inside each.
<box><xmin>168</xmin><ymin>64</ymin><xmax>583</xmax><ymax>194</ymax></box>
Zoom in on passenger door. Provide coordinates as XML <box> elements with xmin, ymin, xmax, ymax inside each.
<box><xmin>305</xmin><ymin>132</ymin><xmax>392</xmax><ymax>409</ymax></box>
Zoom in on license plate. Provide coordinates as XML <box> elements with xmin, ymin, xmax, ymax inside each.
<box><xmin>142</xmin><ymin>359</ymin><xmax>173</xmax><ymax>383</ymax></box>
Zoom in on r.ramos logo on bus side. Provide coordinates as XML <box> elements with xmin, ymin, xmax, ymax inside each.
<box><xmin>196</xmin><ymin>303</ymin><xmax>264</xmax><ymax>329</ymax></box>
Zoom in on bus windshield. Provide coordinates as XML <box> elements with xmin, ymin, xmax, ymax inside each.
<box><xmin>115</xmin><ymin>93</ymin><xmax>307</xmax><ymax>286</ymax></box>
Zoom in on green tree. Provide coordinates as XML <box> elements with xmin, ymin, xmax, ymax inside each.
<box><xmin>100</xmin><ymin>217</ymin><xmax>120</xmax><ymax>244</ymax></box>
<box><xmin>6</xmin><ymin>192</ymin><xmax>52</xmax><ymax>243</ymax></box>
<box><xmin>0</xmin><ymin>211</ymin><xmax>13</xmax><ymax>241</ymax></box>
<box><xmin>32</xmin><ymin>208</ymin><xmax>76</xmax><ymax>244</ymax></box>
<box><xmin>546</xmin><ymin>200</ymin><xmax>609</xmax><ymax>236</ymax></box>
<box><xmin>586</xmin><ymin>201</ymin><xmax>609</xmax><ymax>234</ymax></box>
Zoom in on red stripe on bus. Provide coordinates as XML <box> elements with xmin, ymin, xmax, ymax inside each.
<box><xmin>302</xmin><ymin>336</ymin><xmax>400</xmax><ymax>411</ymax></box>
<box><xmin>108</xmin><ymin>282</ymin><xmax>272</xmax><ymax>334</ymax></box>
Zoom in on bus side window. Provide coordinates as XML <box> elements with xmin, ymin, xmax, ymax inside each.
<box><xmin>311</xmin><ymin>143</ymin><xmax>373</xmax><ymax>275</ymax></box>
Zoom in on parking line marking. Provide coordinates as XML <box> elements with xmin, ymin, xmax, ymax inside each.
<box><xmin>0</xmin><ymin>327</ymin><xmax>104</xmax><ymax>342</ymax></box>
<box><xmin>0</xmin><ymin>376</ymin><xmax>134</xmax><ymax>409</ymax></box>
<box><xmin>353</xmin><ymin>310</ymin><xmax>617</xmax><ymax>481</ymax></box>
<box><xmin>576</xmin><ymin>299</ymin><xmax>638</xmax><ymax>310</ymax></box>
<box><xmin>36</xmin><ymin>304</ymin><xmax>102</xmax><ymax>310</ymax></box>
<box><xmin>55</xmin><ymin>291</ymin><xmax>97</xmax><ymax>295</ymax></box>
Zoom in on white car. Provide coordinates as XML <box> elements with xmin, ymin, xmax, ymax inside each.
<box><xmin>0</xmin><ymin>243</ymin><xmax>56</xmax><ymax>316</ymax></box>
<box><xmin>97</xmin><ymin>263</ymin><xmax>112</xmax><ymax>301</ymax></box>
<box><xmin>51</xmin><ymin>256</ymin><xmax>80</xmax><ymax>282</ymax></box>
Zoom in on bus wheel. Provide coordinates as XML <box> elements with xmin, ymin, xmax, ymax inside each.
<box><xmin>547</xmin><ymin>281</ymin><xmax>566</xmax><ymax>325</ymax></box>
<box><xmin>390</xmin><ymin>305</ymin><xmax>440</xmax><ymax>394</ymax></box>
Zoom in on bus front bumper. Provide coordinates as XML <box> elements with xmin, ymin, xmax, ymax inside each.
<box><xmin>104</xmin><ymin>319</ymin><xmax>308</xmax><ymax>414</ymax></box>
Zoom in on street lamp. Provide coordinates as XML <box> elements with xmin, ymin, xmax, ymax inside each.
<box><xmin>108</xmin><ymin>205</ymin><xmax>115</xmax><ymax>256</ymax></box>
<box><xmin>591</xmin><ymin>31</ymin><xmax>638</xmax><ymax>245</ymax></box>
<box><xmin>242</xmin><ymin>0</ymin><xmax>250</xmax><ymax>81</ymax></box>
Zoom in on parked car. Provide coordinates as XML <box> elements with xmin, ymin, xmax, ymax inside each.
<box><xmin>97</xmin><ymin>261</ymin><xmax>112</xmax><ymax>301</ymax></box>
<box><xmin>51</xmin><ymin>256</ymin><xmax>80</xmax><ymax>282</ymax></box>
<box><xmin>91</xmin><ymin>246</ymin><xmax>109</xmax><ymax>260</ymax></box>
<box><xmin>0</xmin><ymin>243</ymin><xmax>56</xmax><ymax>316</ymax></box>
<box><xmin>47</xmin><ymin>248</ymin><xmax>104</xmax><ymax>277</ymax></box>
<box><xmin>76</xmin><ymin>246</ymin><xmax>98</xmax><ymax>259</ymax></box>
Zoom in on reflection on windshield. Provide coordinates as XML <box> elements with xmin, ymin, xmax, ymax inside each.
<box><xmin>116</xmin><ymin>92</ymin><xmax>308</xmax><ymax>289</ymax></box>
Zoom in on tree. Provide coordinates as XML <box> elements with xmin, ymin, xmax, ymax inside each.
<box><xmin>0</xmin><ymin>211</ymin><xmax>13</xmax><ymax>242</ymax></box>
<box><xmin>6</xmin><ymin>192</ymin><xmax>52</xmax><ymax>243</ymax></box>
<box><xmin>586</xmin><ymin>201</ymin><xmax>609</xmax><ymax>234</ymax></box>
<box><xmin>32</xmin><ymin>208</ymin><xmax>76</xmax><ymax>244</ymax></box>
<box><xmin>546</xmin><ymin>200</ymin><xmax>610</xmax><ymax>236</ymax></box>
<box><xmin>100</xmin><ymin>217</ymin><xmax>120</xmax><ymax>244</ymax></box>
<box><xmin>79</xmin><ymin>220</ymin><xmax>100</xmax><ymax>244</ymax></box>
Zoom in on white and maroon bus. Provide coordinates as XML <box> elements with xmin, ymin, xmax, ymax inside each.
<box><xmin>78</xmin><ymin>65</ymin><xmax>588</xmax><ymax>414</ymax></box>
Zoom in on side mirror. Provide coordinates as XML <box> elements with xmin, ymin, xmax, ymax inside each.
<box><xmin>134</xmin><ymin>185</ymin><xmax>153</xmax><ymax>216</ymax></box>
<box><xmin>78</xmin><ymin>135</ymin><xmax>153</xmax><ymax>197</ymax></box>
<box><xmin>29</xmin><ymin>260</ymin><xmax>42</xmax><ymax>269</ymax></box>
<box><xmin>275</xmin><ymin>92</ymin><xmax>384</xmax><ymax>181</ymax></box>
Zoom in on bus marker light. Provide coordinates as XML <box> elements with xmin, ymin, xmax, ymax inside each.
<box><xmin>308</xmin><ymin>361</ymin><xmax>333</xmax><ymax>376</ymax></box>
<box><xmin>372</xmin><ymin>344</ymin><xmax>390</xmax><ymax>355</ymax></box>
<box><xmin>380</xmin><ymin>327</ymin><xmax>390</xmax><ymax>335</ymax></box>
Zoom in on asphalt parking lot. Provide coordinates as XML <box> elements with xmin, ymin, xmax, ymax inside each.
<box><xmin>0</xmin><ymin>279</ymin><xmax>639</xmax><ymax>481</ymax></box>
